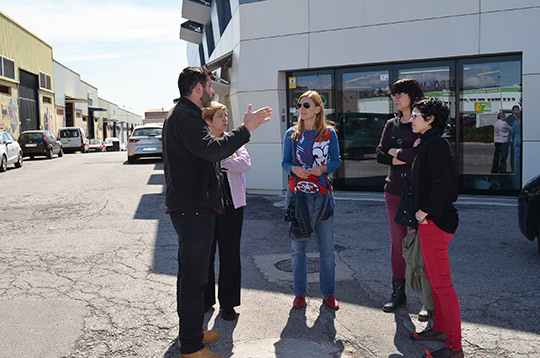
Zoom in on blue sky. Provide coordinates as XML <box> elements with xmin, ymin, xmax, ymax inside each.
<box><xmin>1</xmin><ymin>0</ymin><xmax>188</xmax><ymax>115</ymax></box>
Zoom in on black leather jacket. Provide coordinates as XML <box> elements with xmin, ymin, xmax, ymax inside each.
<box><xmin>163</xmin><ymin>97</ymin><xmax>250</xmax><ymax>210</ymax></box>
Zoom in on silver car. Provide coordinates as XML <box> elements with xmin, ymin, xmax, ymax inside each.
<box><xmin>0</xmin><ymin>131</ymin><xmax>23</xmax><ymax>172</ymax></box>
<box><xmin>126</xmin><ymin>125</ymin><xmax>163</xmax><ymax>164</ymax></box>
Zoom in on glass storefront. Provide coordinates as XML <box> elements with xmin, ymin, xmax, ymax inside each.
<box><xmin>286</xmin><ymin>54</ymin><xmax>522</xmax><ymax>195</ymax></box>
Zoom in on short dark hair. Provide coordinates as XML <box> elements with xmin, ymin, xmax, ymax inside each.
<box><xmin>412</xmin><ymin>97</ymin><xmax>450</xmax><ymax>130</ymax></box>
<box><xmin>512</xmin><ymin>105</ymin><xmax>520</xmax><ymax>111</ymax></box>
<box><xmin>178</xmin><ymin>66</ymin><xmax>212</xmax><ymax>97</ymax></box>
<box><xmin>391</xmin><ymin>78</ymin><xmax>424</xmax><ymax>117</ymax></box>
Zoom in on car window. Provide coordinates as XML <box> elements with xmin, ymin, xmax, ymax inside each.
<box><xmin>2</xmin><ymin>132</ymin><xmax>8</xmax><ymax>142</ymax></box>
<box><xmin>20</xmin><ymin>133</ymin><xmax>44</xmax><ymax>142</ymax></box>
<box><xmin>132</xmin><ymin>128</ymin><xmax>162</xmax><ymax>137</ymax></box>
<box><xmin>60</xmin><ymin>129</ymin><xmax>80</xmax><ymax>138</ymax></box>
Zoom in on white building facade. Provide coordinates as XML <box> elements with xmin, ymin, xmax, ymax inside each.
<box><xmin>180</xmin><ymin>0</ymin><xmax>540</xmax><ymax>195</ymax></box>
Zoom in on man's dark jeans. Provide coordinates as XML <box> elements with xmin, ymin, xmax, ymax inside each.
<box><xmin>170</xmin><ymin>208</ymin><xmax>216</xmax><ymax>354</ymax></box>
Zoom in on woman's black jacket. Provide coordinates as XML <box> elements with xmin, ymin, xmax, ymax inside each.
<box><xmin>411</xmin><ymin>128</ymin><xmax>459</xmax><ymax>234</ymax></box>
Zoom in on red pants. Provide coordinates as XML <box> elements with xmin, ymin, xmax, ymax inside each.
<box><xmin>418</xmin><ymin>220</ymin><xmax>462</xmax><ymax>351</ymax></box>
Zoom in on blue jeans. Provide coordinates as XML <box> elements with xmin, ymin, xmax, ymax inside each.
<box><xmin>287</xmin><ymin>190</ymin><xmax>335</xmax><ymax>297</ymax></box>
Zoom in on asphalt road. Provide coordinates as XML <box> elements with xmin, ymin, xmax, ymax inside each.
<box><xmin>0</xmin><ymin>151</ymin><xmax>538</xmax><ymax>358</ymax></box>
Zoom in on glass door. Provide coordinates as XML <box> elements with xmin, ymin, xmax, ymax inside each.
<box><xmin>458</xmin><ymin>55</ymin><xmax>522</xmax><ymax>193</ymax></box>
<box><xmin>334</xmin><ymin>66</ymin><xmax>392</xmax><ymax>189</ymax></box>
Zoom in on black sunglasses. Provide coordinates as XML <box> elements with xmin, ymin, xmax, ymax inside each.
<box><xmin>297</xmin><ymin>102</ymin><xmax>311</xmax><ymax>109</ymax></box>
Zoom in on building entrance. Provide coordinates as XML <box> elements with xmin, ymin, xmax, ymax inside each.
<box><xmin>18</xmin><ymin>70</ymin><xmax>39</xmax><ymax>132</ymax></box>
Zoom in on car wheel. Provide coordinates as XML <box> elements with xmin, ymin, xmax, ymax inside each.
<box><xmin>14</xmin><ymin>153</ymin><xmax>23</xmax><ymax>168</ymax></box>
<box><xmin>58</xmin><ymin>147</ymin><xmax>64</xmax><ymax>157</ymax></box>
<box><xmin>47</xmin><ymin>147</ymin><xmax>54</xmax><ymax>159</ymax></box>
<box><xmin>0</xmin><ymin>155</ymin><xmax>6</xmax><ymax>172</ymax></box>
<box><xmin>127</xmin><ymin>156</ymin><xmax>136</xmax><ymax>164</ymax></box>
<box><xmin>349</xmin><ymin>147</ymin><xmax>364</xmax><ymax>160</ymax></box>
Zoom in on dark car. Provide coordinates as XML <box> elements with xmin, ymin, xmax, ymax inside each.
<box><xmin>331</xmin><ymin>112</ymin><xmax>392</xmax><ymax>160</ymax></box>
<box><xmin>518</xmin><ymin>174</ymin><xmax>540</xmax><ymax>255</ymax></box>
<box><xmin>18</xmin><ymin>130</ymin><xmax>63</xmax><ymax>159</ymax></box>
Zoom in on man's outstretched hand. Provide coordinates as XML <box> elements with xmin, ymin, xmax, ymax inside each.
<box><xmin>242</xmin><ymin>104</ymin><xmax>272</xmax><ymax>131</ymax></box>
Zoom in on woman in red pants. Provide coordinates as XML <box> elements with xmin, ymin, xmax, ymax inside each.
<box><xmin>409</xmin><ymin>97</ymin><xmax>463</xmax><ymax>358</ymax></box>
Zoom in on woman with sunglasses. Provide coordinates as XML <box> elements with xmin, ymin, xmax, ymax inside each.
<box><xmin>376</xmin><ymin>78</ymin><xmax>426</xmax><ymax>315</ymax></box>
<box><xmin>281</xmin><ymin>90</ymin><xmax>341</xmax><ymax>310</ymax></box>
<box><xmin>409</xmin><ymin>97</ymin><xmax>463</xmax><ymax>358</ymax></box>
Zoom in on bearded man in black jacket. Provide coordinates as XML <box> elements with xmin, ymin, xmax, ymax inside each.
<box><xmin>163</xmin><ymin>66</ymin><xmax>271</xmax><ymax>358</ymax></box>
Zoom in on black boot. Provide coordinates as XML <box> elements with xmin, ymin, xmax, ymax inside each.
<box><xmin>383</xmin><ymin>280</ymin><xmax>406</xmax><ymax>312</ymax></box>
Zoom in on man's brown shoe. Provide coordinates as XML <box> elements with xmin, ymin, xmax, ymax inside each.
<box><xmin>178</xmin><ymin>329</ymin><xmax>220</xmax><ymax>347</ymax></box>
<box><xmin>180</xmin><ymin>347</ymin><xmax>223</xmax><ymax>358</ymax></box>
<box><xmin>201</xmin><ymin>329</ymin><xmax>219</xmax><ymax>343</ymax></box>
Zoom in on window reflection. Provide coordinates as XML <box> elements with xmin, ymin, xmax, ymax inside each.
<box><xmin>459</xmin><ymin>57</ymin><xmax>521</xmax><ymax>192</ymax></box>
<box><xmin>335</xmin><ymin>68</ymin><xmax>391</xmax><ymax>188</ymax></box>
<box><xmin>287</xmin><ymin>70</ymin><xmax>333</xmax><ymax>127</ymax></box>
<box><xmin>397</xmin><ymin>64</ymin><xmax>456</xmax><ymax>149</ymax></box>
<box><xmin>286</xmin><ymin>54</ymin><xmax>522</xmax><ymax>194</ymax></box>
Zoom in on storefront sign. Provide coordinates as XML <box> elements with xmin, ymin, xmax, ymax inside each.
<box><xmin>474</xmin><ymin>101</ymin><xmax>491</xmax><ymax>112</ymax></box>
<box><xmin>288</xmin><ymin>77</ymin><xmax>296</xmax><ymax>89</ymax></box>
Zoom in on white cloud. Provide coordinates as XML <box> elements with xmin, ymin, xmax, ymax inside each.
<box><xmin>3</xmin><ymin>0</ymin><xmax>180</xmax><ymax>43</ymax></box>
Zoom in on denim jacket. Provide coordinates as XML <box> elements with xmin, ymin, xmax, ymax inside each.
<box><xmin>284</xmin><ymin>189</ymin><xmax>335</xmax><ymax>241</ymax></box>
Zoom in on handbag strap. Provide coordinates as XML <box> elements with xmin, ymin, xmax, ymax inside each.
<box><xmin>395</xmin><ymin>118</ymin><xmax>407</xmax><ymax>177</ymax></box>
<box><xmin>396</xmin><ymin>118</ymin><xmax>403</xmax><ymax>149</ymax></box>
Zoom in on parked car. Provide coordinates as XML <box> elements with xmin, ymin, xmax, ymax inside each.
<box><xmin>89</xmin><ymin>139</ymin><xmax>105</xmax><ymax>152</ymax></box>
<box><xmin>0</xmin><ymin>131</ymin><xmax>23</xmax><ymax>172</ymax></box>
<box><xmin>518</xmin><ymin>174</ymin><xmax>540</xmax><ymax>255</ymax></box>
<box><xmin>18</xmin><ymin>130</ymin><xmax>63</xmax><ymax>159</ymax></box>
<box><xmin>330</xmin><ymin>112</ymin><xmax>392</xmax><ymax>160</ymax></box>
<box><xmin>104</xmin><ymin>137</ymin><xmax>121</xmax><ymax>152</ymax></box>
<box><xmin>58</xmin><ymin>127</ymin><xmax>89</xmax><ymax>153</ymax></box>
<box><xmin>126</xmin><ymin>124</ymin><xmax>163</xmax><ymax>164</ymax></box>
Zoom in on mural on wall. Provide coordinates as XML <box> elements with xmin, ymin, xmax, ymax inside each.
<box><xmin>0</xmin><ymin>104</ymin><xmax>7</xmax><ymax>132</ymax></box>
<box><xmin>0</xmin><ymin>99</ymin><xmax>19</xmax><ymax>134</ymax></box>
<box><xmin>43</xmin><ymin>106</ymin><xmax>53</xmax><ymax>131</ymax></box>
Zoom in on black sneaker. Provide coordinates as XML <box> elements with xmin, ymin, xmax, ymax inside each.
<box><xmin>220</xmin><ymin>307</ymin><xmax>237</xmax><ymax>321</ymax></box>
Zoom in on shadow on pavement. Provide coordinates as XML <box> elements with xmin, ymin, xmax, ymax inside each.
<box><xmin>274</xmin><ymin>305</ymin><xmax>344</xmax><ymax>358</ymax></box>
<box><xmin>132</xmin><ymin>163</ymin><xmax>540</xmax><ymax>354</ymax></box>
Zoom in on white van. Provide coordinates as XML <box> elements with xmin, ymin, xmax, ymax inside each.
<box><xmin>58</xmin><ymin>127</ymin><xmax>89</xmax><ymax>153</ymax></box>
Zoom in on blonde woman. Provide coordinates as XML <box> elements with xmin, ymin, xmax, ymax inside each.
<box><xmin>281</xmin><ymin>90</ymin><xmax>342</xmax><ymax>310</ymax></box>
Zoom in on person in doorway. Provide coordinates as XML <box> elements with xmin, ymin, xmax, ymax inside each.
<box><xmin>203</xmin><ymin>102</ymin><xmax>251</xmax><ymax>321</ymax></box>
<box><xmin>376</xmin><ymin>78</ymin><xmax>433</xmax><ymax>319</ymax></box>
<box><xmin>163</xmin><ymin>66</ymin><xmax>271</xmax><ymax>358</ymax></box>
<box><xmin>505</xmin><ymin>104</ymin><xmax>520</xmax><ymax>127</ymax></box>
<box><xmin>409</xmin><ymin>97</ymin><xmax>463</xmax><ymax>358</ymax></box>
<box><xmin>281</xmin><ymin>90</ymin><xmax>341</xmax><ymax>310</ymax></box>
<box><xmin>491</xmin><ymin>111</ymin><xmax>512</xmax><ymax>173</ymax></box>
